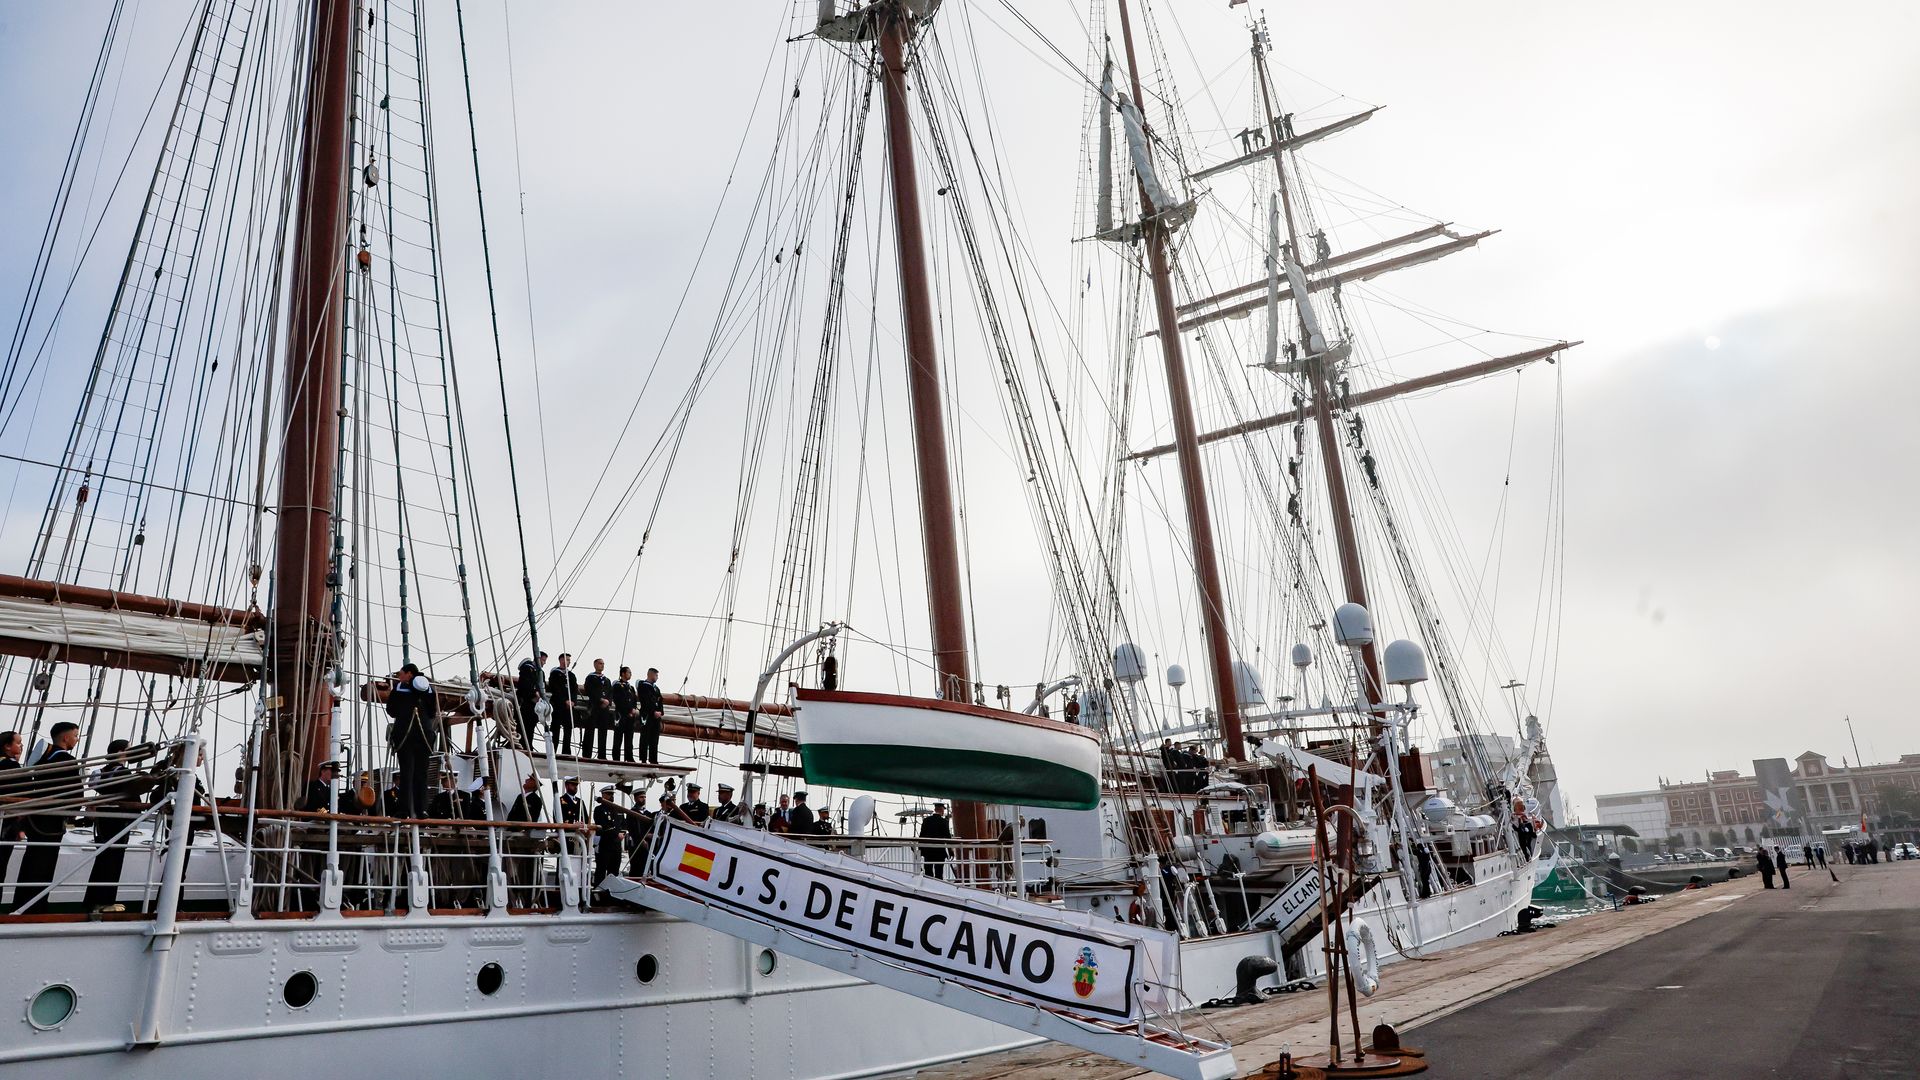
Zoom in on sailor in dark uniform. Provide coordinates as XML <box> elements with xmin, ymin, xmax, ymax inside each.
<box><xmin>13</xmin><ymin>721</ymin><xmax>83</xmax><ymax>914</ymax></box>
<box><xmin>0</xmin><ymin>730</ymin><xmax>24</xmax><ymax>903</ymax></box>
<box><xmin>558</xmin><ymin>776</ymin><xmax>584</xmax><ymax>824</ymax></box>
<box><xmin>611</xmin><ymin>667</ymin><xmax>639</xmax><ymax>763</ymax></box>
<box><xmin>626</xmin><ymin>790</ymin><xmax>656</xmax><ymax>862</ymax></box>
<box><xmin>514</xmin><ymin>651</ymin><xmax>547</xmax><ymax>749</ymax></box>
<box><xmin>591</xmin><ymin>788</ymin><xmax>629</xmax><ymax>888</ymax></box>
<box><xmin>790</xmin><ymin>791</ymin><xmax>813</xmax><ymax>830</ymax></box>
<box><xmin>427</xmin><ymin>770</ymin><xmax>467</xmax><ymax>819</ymax></box>
<box><xmin>711</xmin><ymin>782</ymin><xmax>742</xmax><ymax>824</ymax></box>
<box><xmin>679</xmin><ymin>782</ymin><xmax>711</xmax><ymax>825</ymax></box>
<box><xmin>507</xmin><ymin>775</ymin><xmax>544</xmax><ymax>821</ymax></box>
<box><xmin>636</xmin><ymin>667</ymin><xmax>665</xmax><ymax>765</ymax></box>
<box><xmin>385</xmin><ymin>663</ymin><xmax>440</xmax><ymax>819</ymax></box>
<box><xmin>582</xmin><ymin>659</ymin><xmax>614</xmax><ymax>760</ymax></box>
<box><xmin>546</xmin><ymin>654</ymin><xmax>580</xmax><ymax>757</ymax></box>
<box><xmin>299</xmin><ymin>760</ymin><xmax>340</xmax><ymax>813</ymax></box>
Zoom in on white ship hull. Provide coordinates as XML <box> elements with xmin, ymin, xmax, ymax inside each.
<box><xmin>1287</xmin><ymin>851</ymin><xmax>1532</xmax><ymax>981</ymax></box>
<box><xmin>0</xmin><ymin>910</ymin><xmax>1035</xmax><ymax>1079</ymax></box>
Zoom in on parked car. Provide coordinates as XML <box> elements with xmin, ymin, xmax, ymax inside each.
<box><xmin>1713</xmin><ymin>847</ymin><xmax>1735</xmax><ymax>861</ymax></box>
<box><xmin>1895</xmin><ymin>842</ymin><xmax>1918</xmax><ymax>861</ymax></box>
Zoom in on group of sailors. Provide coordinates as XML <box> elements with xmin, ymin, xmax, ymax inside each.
<box><xmin>0</xmin><ymin>723</ymin><xmax>204</xmax><ymax>915</ymax></box>
<box><xmin>579</xmin><ymin>781</ymin><xmax>843</xmax><ymax>891</ymax></box>
<box><xmin>514</xmin><ymin>652</ymin><xmax>666</xmax><ymax>765</ymax></box>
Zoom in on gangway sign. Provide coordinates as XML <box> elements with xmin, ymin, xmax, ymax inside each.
<box><xmin>608</xmin><ymin>821</ymin><xmax>1235</xmax><ymax>1080</ymax></box>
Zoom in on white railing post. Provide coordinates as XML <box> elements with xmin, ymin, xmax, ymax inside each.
<box><xmin>407</xmin><ymin>823</ymin><xmax>430</xmax><ymax>915</ymax></box>
<box><xmin>134</xmin><ymin>732</ymin><xmax>203</xmax><ymax>1046</ymax></box>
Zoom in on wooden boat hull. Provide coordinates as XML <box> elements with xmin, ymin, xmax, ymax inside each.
<box><xmin>793</xmin><ymin>689</ymin><xmax>1101</xmax><ymax>810</ymax></box>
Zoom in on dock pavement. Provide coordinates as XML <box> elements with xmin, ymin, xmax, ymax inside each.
<box><xmin>920</xmin><ymin>859</ymin><xmax>1919</xmax><ymax>1078</ymax></box>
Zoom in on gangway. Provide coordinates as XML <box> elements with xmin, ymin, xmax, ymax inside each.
<box><xmin>608</xmin><ymin>821</ymin><xmax>1236</xmax><ymax>1080</ymax></box>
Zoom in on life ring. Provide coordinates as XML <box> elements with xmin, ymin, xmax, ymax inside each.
<box><xmin>1344</xmin><ymin>918</ymin><xmax>1381</xmax><ymax>996</ymax></box>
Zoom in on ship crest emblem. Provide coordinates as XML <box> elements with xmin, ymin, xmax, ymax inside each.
<box><xmin>1071</xmin><ymin>946</ymin><xmax>1098</xmax><ymax>998</ymax></box>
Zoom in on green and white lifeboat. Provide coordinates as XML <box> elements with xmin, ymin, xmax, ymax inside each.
<box><xmin>793</xmin><ymin>688</ymin><xmax>1102</xmax><ymax>810</ymax></box>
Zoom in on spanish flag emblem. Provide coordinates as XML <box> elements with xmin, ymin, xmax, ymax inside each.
<box><xmin>678</xmin><ymin>844</ymin><xmax>716</xmax><ymax>881</ymax></box>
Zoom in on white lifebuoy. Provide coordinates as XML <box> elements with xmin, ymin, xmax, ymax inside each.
<box><xmin>1344</xmin><ymin>918</ymin><xmax>1381</xmax><ymax>996</ymax></box>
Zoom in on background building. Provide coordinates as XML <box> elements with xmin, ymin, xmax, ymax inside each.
<box><xmin>1592</xmin><ymin>748</ymin><xmax>1920</xmax><ymax>850</ymax></box>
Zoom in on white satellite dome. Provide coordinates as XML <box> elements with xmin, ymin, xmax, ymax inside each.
<box><xmin>1383</xmin><ymin>639</ymin><xmax>1429</xmax><ymax>686</ymax></box>
<box><xmin>1333</xmin><ymin>603</ymin><xmax>1373</xmax><ymax>647</ymax></box>
<box><xmin>1290</xmin><ymin>642</ymin><xmax>1313</xmax><ymax>670</ymax></box>
<box><xmin>1231</xmin><ymin>660</ymin><xmax>1265</xmax><ymax>707</ymax></box>
<box><xmin>1112</xmin><ymin>642</ymin><xmax>1147</xmax><ymax>683</ymax></box>
<box><xmin>1165</xmin><ymin>663</ymin><xmax>1187</xmax><ymax>689</ymax></box>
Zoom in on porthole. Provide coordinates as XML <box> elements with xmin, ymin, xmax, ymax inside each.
<box><xmin>282</xmin><ymin>971</ymin><xmax>317</xmax><ymax>1010</ymax></box>
<box><xmin>476</xmin><ymin>962</ymin><xmax>505</xmax><ymax>996</ymax></box>
<box><xmin>756</xmin><ymin>949</ymin><xmax>778</xmax><ymax>976</ymax></box>
<box><xmin>635</xmin><ymin>954</ymin><xmax>659</xmax><ymax>984</ymax></box>
<box><xmin>27</xmin><ymin>984</ymin><xmax>77</xmax><ymax>1030</ymax></box>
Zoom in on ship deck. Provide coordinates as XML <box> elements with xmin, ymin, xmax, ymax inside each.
<box><xmin>920</xmin><ymin>860</ymin><xmax>1920</xmax><ymax>1078</ymax></box>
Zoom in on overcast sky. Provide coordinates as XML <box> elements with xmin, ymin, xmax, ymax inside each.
<box><xmin>2</xmin><ymin>2</ymin><xmax>1916</xmax><ymax>816</ymax></box>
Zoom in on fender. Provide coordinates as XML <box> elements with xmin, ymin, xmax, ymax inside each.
<box><xmin>1344</xmin><ymin>918</ymin><xmax>1381</xmax><ymax>996</ymax></box>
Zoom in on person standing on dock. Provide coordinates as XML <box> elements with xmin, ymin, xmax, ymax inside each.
<box><xmin>1814</xmin><ymin>844</ymin><xmax>1828</xmax><ymax>869</ymax></box>
<box><xmin>1756</xmin><ymin>847</ymin><xmax>1775</xmax><ymax>889</ymax></box>
<box><xmin>1774</xmin><ymin>846</ymin><xmax>1791</xmax><ymax>889</ymax></box>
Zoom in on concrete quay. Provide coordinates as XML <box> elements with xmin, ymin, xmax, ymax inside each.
<box><xmin>920</xmin><ymin>860</ymin><xmax>1919</xmax><ymax>1078</ymax></box>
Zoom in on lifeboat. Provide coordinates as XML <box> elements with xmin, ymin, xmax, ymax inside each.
<box><xmin>792</xmin><ymin>688</ymin><xmax>1102</xmax><ymax>810</ymax></box>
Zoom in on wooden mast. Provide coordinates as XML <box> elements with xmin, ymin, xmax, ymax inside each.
<box><xmin>1251</xmin><ymin>32</ymin><xmax>1384</xmax><ymax>727</ymax></box>
<box><xmin>262</xmin><ymin>0</ymin><xmax>356</xmax><ymax>809</ymax></box>
<box><xmin>875</xmin><ymin>3</ymin><xmax>986</xmax><ymax>837</ymax></box>
<box><xmin>1113</xmin><ymin>0</ymin><xmax>1246</xmax><ymax>760</ymax></box>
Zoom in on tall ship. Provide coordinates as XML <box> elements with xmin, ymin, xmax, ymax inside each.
<box><xmin>0</xmin><ymin>2</ymin><xmax>1572</xmax><ymax>1077</ymax></box>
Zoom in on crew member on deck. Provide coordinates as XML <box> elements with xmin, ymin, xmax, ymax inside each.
<box><xmin>515</xmin><ymin>651</ymin><xmax>547</xmax><ymax>750</ymax></box>
<box><xmin>386</xmin><ymin>663</ymin><xmax>440</xmax><ymax>819</ymax></box>
<box><xmin>771</xmin><ymin>793</ymin><xmax>793</xmax><ymax>832</ymax></box>
<box><xmin>583</xmin><ymin>659</ymin><xmax>614</xmax><ymax>760</ymax></box>
<box><xmin>0</xmin><ymin>730</ymin><xmax>25</xmax><ymax>904</ymax></box>
<box><xmin>12</xmin><ymin>721</ymin><xmax>83</xmax><ymax>914</ymax></box>
<box><xmin>636</xmin><ymin>667</ymin><xmax>664</xmax><ymax>765</ymax></box>
<box><xmin>592</xmin><ymin>788</ymin><xmax>628</xmax><ymax>889</ymax></box>
<box><xmin>612</xmin><ymin>666</ymin><xmax>639</xmax><ymax>763</ymax></box>
<box><xmin>548</xmin><ymin>654</ymin><xmax>580</xmax><ymax>757</ymax></box>
<box><xmin>300</xmin><ymin>761</ymin><xmax>340</xmax><ymax>813</ymax></box>
<box><xmin>82</xmin><ymin>737</ymin><xmax>144</xmax><ymax>911</ymax></box>
<box><xmin>679</xmin><ymin>782</ymin><xmax>711</xmax><ymax>824</ymax></box>
<box><xmin>559</xmin><ymin>776</ymin><xmax>584</xmax><ymax>824</ymax></box>
<box><xmin>790</xmin><ymin>791</ymin><xmax>812</xmax><ymax>829</ymax></box>
<box><xmin>919</xmin><ymin>803</ymin><xmax>953</xmax><ymax>878</ymax></box>
<box><xmin>428</xmin><ymin>770</ymin><xmax>467</xmax><ymax>819</ymax></box>
<box><xmin>712</xmin><ymin>783</ymin><xmax>741</xmax><ymax>823</ymax></box>
<box><xmin>628</xmin><ymin>790</ymin><xmax>657</xmax><ymax>860</ymax></box>
<box><xmin>507</xmin><ymin>775</ymin><xmax>544</xmax><ymax>822</ymax></box>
